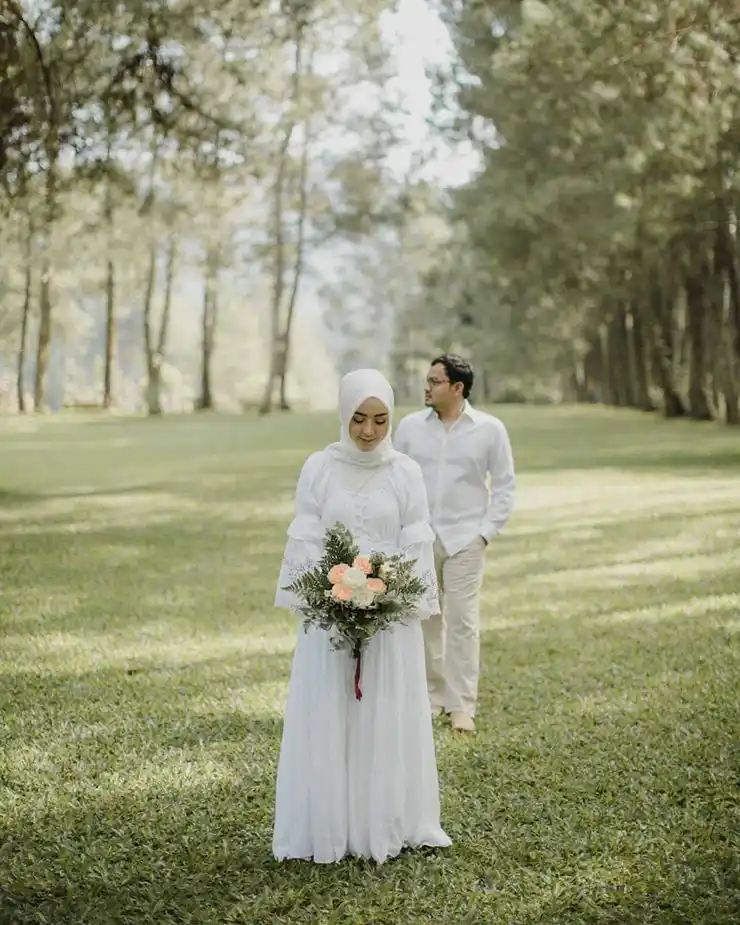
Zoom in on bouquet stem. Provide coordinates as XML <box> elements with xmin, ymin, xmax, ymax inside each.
<box><xmin>353</xmin><ymin>646</ymin><xmax>362</xmax><ymax>701</ymax></box>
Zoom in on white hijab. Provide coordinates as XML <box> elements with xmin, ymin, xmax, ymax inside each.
<box><xmin>325</xmin><ymin>368</ymin><xmax>403</xmax><ymax>469</ymax></box>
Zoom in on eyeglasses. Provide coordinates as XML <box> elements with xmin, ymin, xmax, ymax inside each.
<box><xmin>425</xmin><ymin>377</ymin><xmax>450</xmax><ymax>387</ymax></box>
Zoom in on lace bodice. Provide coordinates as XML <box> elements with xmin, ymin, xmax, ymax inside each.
<box><xmin>275</xmin><ymin>451</ymin><xmax>439</xmax><ymax>618</ymax></box>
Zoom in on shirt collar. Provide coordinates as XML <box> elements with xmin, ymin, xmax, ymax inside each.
<box><xmin>426</xmin><ymin>399</ymin><xmax>477</xmax><ymax>423</ymax></box>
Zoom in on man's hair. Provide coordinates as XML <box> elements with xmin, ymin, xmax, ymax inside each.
<box><xmin>431</xmin><ymin>353</ymin><xmax>474</xmax><ymax>399</ymax></box>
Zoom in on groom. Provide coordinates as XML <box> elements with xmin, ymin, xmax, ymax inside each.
<box><xmin>393</xmin><ymin>354</ymin><xmax>516</xmax><ymax>732</ymax></box>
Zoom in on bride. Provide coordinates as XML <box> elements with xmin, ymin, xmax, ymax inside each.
<box><xmin>273</xmin><ymin>368</ymin><xmax>452</xmax><ymax>864</ymax></box>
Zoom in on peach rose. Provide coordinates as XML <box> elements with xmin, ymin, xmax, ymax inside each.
<box><xmin>353</xmin><ymin>556</ymin><xmax>373</xmax><ymax>575</ymax></box>
<box><xmin>366</xmin><ymin>578</ymin><xmax>386</xmax><ymax>594</ymax></box>
<box><xmin>331</xmin><ymin>583</ymin><xmax>353</xmax><ymax>602</ymax></box>
<box><xmin>328</xmin><ymin>564</ymin><xmax>350</xmax><ymax>585</ymax></box>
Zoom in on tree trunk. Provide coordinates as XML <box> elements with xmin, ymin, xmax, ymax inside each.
<box><xmin>732</xmin><ymin>252</ymin><xmax>740</xmax><ymax>368</ymax></box>
<box><xmin>277</xmin><ymin>95</ymin><xmax>313</xmax><ymax>412</ymax></box>
<box><xmin>260</xmin><ymin>19</ymin><xmax>305</xmax><ymax>415</ymax></box>
<box><xmin>714</xmin><ymin>202</ymin><xmax>740</xmax><ymax>423</ymax></box>
<box><xmin>103</xmin><ymin>257</ymin><xmax>115</xmax><ymax>408</ymax></box>
<box><xmin>277</xmin><ymin>200</ymin><xmax>306</xmax><ymax>408</ymax></box>
<box><xmin>707</xmin><ymin>216</ymin><xmax>725</xmax><ymax>419</ymax></box>
<box><xmin>720</xmin><ymin>307</ymin><xmax>739</xmax><ymax>424</ymax></box>
<box><xmin>646</xmin><ymin>269</ymin><xmax>686</xmax><ymax>418</ymax></box>
<box><xmin>146</xmin><ymin>366</ymin><xmax>163</xmax><ymax>416</ymax></box>
<box><xmin>477</xmin><ymin>364</ymin><xmax>491</xmax><ymax>403</ymax></box>
<box><xmin>148</xmin><ymin>234</ymin><xmax>176</xmax><ymax>416</ymax></box>
<box><xmin>570</xmin><ymin>345</ymin><xmax>592</xmax><ymax>403</ymax></box>
<box><xmin>199</xmin><ymin>290</ymin><xmax>214</xmax><ymax>412</ymax></box>
<box><xmin>17</xmin><ymin>217</ymin><xmax>33</xmax><ymax>413</ymax></box>
<box><xmin>651</xmin><ymin>339</ymin><xmax>686</xmax><ymax>417</ymax></box>
<box><xmin>629</xmin><ymin>303</ymin><xmax>655</xmax><ymax>411</ymax></box>
<box><xmin>197</xmin><ymin>244</ymin><xmax>220</xmax><ymax>411</ymax></box>
<box><xmin>607</xmin><ymin>307</ymin><xmax>633</xmax><ymax>406</ymax></box>
<box><xmin>34</xmin><ymin>244</ymin><xmax>52</xmax><ymax>412</ymax></box>
<box><xmin>711</xmin><ymin>362</ymin><xmax>721</xmax><ymax>413</ymax></box>
<box><xmin>582</xmin><ymin>336</ymin><xmax>601</xmax><ymax>402</ymax></box>
<box><xmin>23</xmin><ymin>15</ymin><xmax>57</xmax><ymax>413</ymax></box>
<box><xmin>598</xmin><ymin>324</ymin><xmax>615</xmax><ymax>405</ymax></box>
<box><xmin>566</xmin><ymin>369</ymin><xmax>581</xmax><ymax>402</ymax></box>
<box><xmin>142</xmin><ymin>245</ymin><xmax>160</xmax><ymax>415</ymax></box>
<box><xmin>103</xmin><ymin>117</ymin><xmax>116</xmax><ymax>410</ymax></box>
<box><xmin>684</xmin><ymin>260</ymin><xmax>714</xmax><ymax>421</ymax></box>
<box><xmin>259</xmin><ymin>122</ymin><xmax>292</xmax><ymax>415</ymax></box>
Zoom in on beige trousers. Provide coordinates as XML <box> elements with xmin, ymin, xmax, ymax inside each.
<box><xmin>424</xmin><ymin>535</ymin><xmax>487</xmax><ymax>717</ymax></box>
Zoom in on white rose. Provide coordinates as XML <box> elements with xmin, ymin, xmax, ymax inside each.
<box><xmin>351</xmin><ymin>586</ymin><xmax>375</xmax><ymax>608</ymax></box>
<box><xmin>521</xmin><ymin>0</ymin><xmax>554</xmax><ymax>27</ymax></box>
<box><xmin>343</xmin><ymin>567</ymin><xmax>368</xmax><ymax>589</ymax></box>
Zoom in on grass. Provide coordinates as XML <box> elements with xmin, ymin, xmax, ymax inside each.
<box><xmin>1</xmin><ymin>404</ymin><xmax>739</xmax><ymax>925</ymax></box>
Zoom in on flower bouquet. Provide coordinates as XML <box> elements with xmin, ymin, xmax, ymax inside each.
<box><xmin>282</xmin><ymin>523</ymin><xmax>429</xmax><ymax>700</ymax></box>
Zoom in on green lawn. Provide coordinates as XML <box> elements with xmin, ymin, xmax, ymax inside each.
<box><xmin>1</xmin><ymin>406</ymin><xmax>739</xmax><ymax>925</ymax></box>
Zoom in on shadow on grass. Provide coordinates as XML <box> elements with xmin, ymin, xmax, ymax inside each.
<box><xmin>0</xmin><ymin>485</ymin><xmax>173</xmax><ymax>507</ymax></box>
<box><xmin>491</xmin><ymin>404</ymin><xmax>740</xmax><ymax>467</ymax></box>
<box><xmin>1</xmin><ymin>610</ymin><xmax>738</xmax><ymax>924</ymax></box>
<box><xmin>1</xmin><ymin>514</ymin><xmax>283</xmax><ymax>595</ymax></box>
<box><xmin>437</xmin><ymin>613</ymin><xmax>739</xmax><ymax>924</ymax></box>
<box><xmin>0</xmin><ymin>757</ymin><xmax>275</xmax><ymax>924</ymax></box>
<box><xmin>491</xmin><ymin>513</ymin><xmax>740</xmax><ymax>577</ymax></box>
<box><xmin>0</xmin><ymin>472</ymin><xmax>296</xmax><ymax>510</ymax></box>
<box><xmin>0</xmin><ymin>652</ymin><xmax>294</xmax><ymax>795</ymax></box>
<box><xmin>1</xmin><ymin>408</ymin><xmax>739</xmax><ymax>921</ymax></box>
<box><xmin>516</xmin><ymin>445</ymin><xmax>740</xmax><ymax>474</ymax></box>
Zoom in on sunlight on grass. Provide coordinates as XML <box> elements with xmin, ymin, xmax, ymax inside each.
<box><xmin>0</xmin><ymin>490</ymin><xmax>200</xmax><ymax>532</ymax></box>
<box><xmin>0</xmin><ymin>489</ymin><xmax>296</xmax><ymax>536</ymax></box>
<box><xmin>1</xmin><ymin>407</ymin><xmax>739</xmax><ymax>925</ymax></box>
<box><xmin>0</xmin><ymin>627</ymin><xmax>295</xmax><ymax>672</ymax></box>
<box><xmin>99</xmin><ymin>753</ymin><xmax>245</xmax><ymax>793</ymax></box>
<box><xmin>511</xmin><ymin>470</ymin><xmax>740</xmax><ymax>526</ymax></box>
<box><xmin>531</xmin><ymin>550</ymin><xmax>739</xmax><ymax>588</ymax></box>
<box><xmin>593</xmin><ymin>592</ymin><xmax>740</xmax><ymax>625</ymax></box>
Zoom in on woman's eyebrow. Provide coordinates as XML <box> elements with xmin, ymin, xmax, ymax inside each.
<box><xmin>353</xmin><ymin>411</ymin><xmax>387</xmax><ymax>420</ymax></box>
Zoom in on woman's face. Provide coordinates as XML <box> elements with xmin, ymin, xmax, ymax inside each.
<box><xmin>349</xmin><ymin>397</ymin><xmax>390</xmax><ymax>452</ymax></box>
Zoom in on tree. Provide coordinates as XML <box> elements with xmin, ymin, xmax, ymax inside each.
<box><xmin>423</xmin><ymin>0</ymin><xmax>740</xmax><ymax>422</ymax></box>
<box><xmin>0</xmin><ymin>0</ymin><xmax>403</xmax><ymax>416</ymax></box>
<box><xmin>257</xmin><ymin>0</ymin><xmax>399</xmax><ymax>413</ymax></box>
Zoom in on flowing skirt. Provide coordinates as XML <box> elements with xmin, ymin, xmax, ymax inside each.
<box><xmin>272</xmin><ymin>618</ymin><xmax>452</xmax><ymax>864</ymax></box>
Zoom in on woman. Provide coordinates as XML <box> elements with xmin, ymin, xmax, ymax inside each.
<box><xmin>273</xmin><ymin>368</ymin><xmax>452</xmax><ymax>864</ymax></box>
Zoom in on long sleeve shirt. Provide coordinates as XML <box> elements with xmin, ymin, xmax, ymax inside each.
<box><xmin>393</xmin><ymin>402</ymin><xmax>516</xmax><ymax>556</ymax></box>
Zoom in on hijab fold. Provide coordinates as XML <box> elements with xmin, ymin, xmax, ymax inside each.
<box><xmin>325</xmin><ymin>369</ymin><xmax>403</xmax><ymax>469</ymax></box>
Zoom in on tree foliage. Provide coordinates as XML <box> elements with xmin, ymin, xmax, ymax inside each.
<box><xmin>0</xmin><ymin>0</ymin><xmax>399</xmax><ymax>413</ymax></box>
<box><xmin>416</xmin><ymin>0</ymin><xmax>740</xmax><ymax>421</ymax></box>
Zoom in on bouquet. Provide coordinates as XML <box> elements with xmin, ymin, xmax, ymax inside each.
<box><xmin>282</xmin><ymin>523</ymin><xmax>430</xmax><ymax>700</ymax></box>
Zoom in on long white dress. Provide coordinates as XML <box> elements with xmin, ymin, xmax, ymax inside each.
<box><xmin>273</xmin><ymin>449</ymin><xmax>452</xmax><ymax>864</ymax></box>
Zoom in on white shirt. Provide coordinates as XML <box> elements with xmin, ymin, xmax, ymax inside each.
<box><xmin>394</xmin><ymin>402</ymin><xmax>516</xmax><ymax>556</ymax></box>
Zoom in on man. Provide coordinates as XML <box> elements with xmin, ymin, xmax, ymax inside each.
<box><xmin>394</xmin><ymin>354</ymin><xmax>515</xmax><ymax>733</ymax></box>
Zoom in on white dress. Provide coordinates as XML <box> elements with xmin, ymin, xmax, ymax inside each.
<box><xmin>273</xmin><ymin>450</ymin><xmax>452</xmax><ymax>864</ymax></box>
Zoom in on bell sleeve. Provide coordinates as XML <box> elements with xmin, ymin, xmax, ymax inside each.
<box><xmin>274</xmin><ymin>452</ymin><xmax>326</xmax><ymax>611</ymax></box>
<box><xmin>397</xmin><ymin>459</ymin><xmax>440</xmax><ymax>621</ymax></box>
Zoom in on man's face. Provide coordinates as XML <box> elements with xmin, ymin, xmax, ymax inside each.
<box><xmin>424</xmin><ymin>363</ymin><xmax>460</xmax><ymax>410</ymax></box>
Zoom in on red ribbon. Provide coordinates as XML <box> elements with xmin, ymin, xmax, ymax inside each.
<box><xmin>353</xmin><ymin>649</ymin><xmax>363</xmax><ymax>701</ymax></box>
